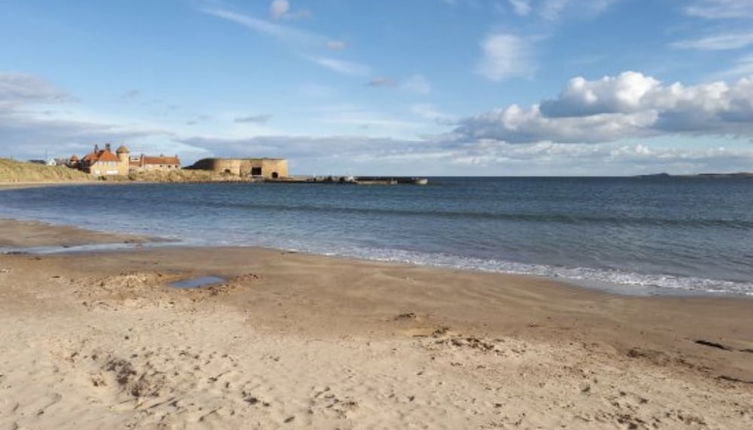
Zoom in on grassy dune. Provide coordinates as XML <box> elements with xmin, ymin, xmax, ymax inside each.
<box><xmin>0</xmin><ymin>159</ymin><xmax>93</xmax><ymax>183</ymax></box>
<box><xmin>0</xmin><ymin>158</ymin><xmax>251</xmax><ymax>184</ymax></box>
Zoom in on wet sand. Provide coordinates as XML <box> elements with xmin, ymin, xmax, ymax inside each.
<box><xmin>0</xmin><ymin>218</ymin><xmax>151</xmax><ymax>248</ymax></box>
<box><xmin>0</xmin><ymin>218</ymin><xmax>751</xmax><ymax>429</ymax></box>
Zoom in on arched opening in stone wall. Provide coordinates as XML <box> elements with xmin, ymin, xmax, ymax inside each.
<box><xmin>271</xmin><ymin>172</ymin><xmax>279</xmax><ymax>179</ymax></box>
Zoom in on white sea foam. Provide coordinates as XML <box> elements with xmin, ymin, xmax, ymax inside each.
<box><xmin>262</xmin><ymin>240</ymin><xmax>753</xmax><ymax>297</ymax></box>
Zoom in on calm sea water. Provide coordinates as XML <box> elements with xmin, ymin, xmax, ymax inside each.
<box><xmin>1</xmin><ymin>177</ymin><xmax>752</xmax><ymax>296</ymax></box>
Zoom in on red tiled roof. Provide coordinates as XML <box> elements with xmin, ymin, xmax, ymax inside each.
<box><xmin>82</xmin><ymin>149</ymin><xmax>119</xmax><ymax>164</ymax></box>
<box><xmin>142</xmin><ymin>156</ymin><xmax>180</xmax><ymax>165</ymax></box>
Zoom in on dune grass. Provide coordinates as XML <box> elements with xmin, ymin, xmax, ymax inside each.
<box><xmin>0</xmin><ymin>159</ymin><xmax>94</xmax><ymax>183</ymax></box>
<box><xmin>0</xmin><ymin>158</ymin><xmax>252</xmax><ymax>184</ymax></box>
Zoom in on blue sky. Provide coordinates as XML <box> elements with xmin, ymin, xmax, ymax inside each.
<box><xmin>1</xmin><ymin>0</ymin><xmax>753</xmax><ymax>175</ymax></box>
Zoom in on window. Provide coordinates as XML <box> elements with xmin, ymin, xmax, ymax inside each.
<box><xmin>251</xmin><ymin>167</ymin><xmax>262</xmax><ymax>176</ymax></box>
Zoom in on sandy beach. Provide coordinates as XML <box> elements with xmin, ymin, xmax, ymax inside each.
<box><xmin>0</xmin><ymin>218</ymin><xmax>151</xmax><ymax>248</ymax></box>
<box><xmin>0</xmin><ymin>218</ymin><xmax>752</xmax><ymax>429</ymax></box>
<box><xmin>5</xmin><ymin>0</ymin><xmax>753</xmax><ymax>427</ymax></box>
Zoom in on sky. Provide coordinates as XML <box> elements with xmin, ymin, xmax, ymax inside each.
<box><xmin>1</xmin><ymin>0</ymin><xmax>753</xmax><ymax>175</ymax></box>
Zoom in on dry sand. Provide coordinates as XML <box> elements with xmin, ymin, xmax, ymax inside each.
<box><xmin>0</xmin><ymin>219</ymin><xmax>751</xmax><ymax>429</ymax></box>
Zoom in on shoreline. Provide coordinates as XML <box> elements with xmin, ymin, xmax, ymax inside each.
<box><xmin>1</xmin><ymin>218</ymin><xmax>752</xmax><ymax>427</ymax></box>
<box><xmin>1</xmin><ymin>209</ymin><xmax>750</xmax><ymax>298</ymax></box>
<box><xmin>1</xmin><ymin>216</ymin><xmax>752</xmax><ymax>343</ymax></box>
<box><xmin>0</xmin><ymin>180</ymin><xmax>100</xmax><ymax>190</ymax></box>
<box><xmin>0</xmin><ymin>178</ymin><xmax>257</xmax><ymax>191</ymax></box>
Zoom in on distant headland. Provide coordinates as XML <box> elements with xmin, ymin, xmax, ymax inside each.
<box><xmin>637</xmin><ymin>172</ymin><xmax>753</xmax><ymax>178</ymax></box>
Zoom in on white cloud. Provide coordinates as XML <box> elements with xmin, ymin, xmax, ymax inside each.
<box><xmin>432</xmin><ymin>139</ymin><xmax>753</xmax><ymax>174</ymax></box>
<box><xmin>672</xmin><ymin>32</ymin><xmax>753</xmax><ymax>50</ymax></box>
<box><xmin>585</xmin><ymin>0</ymin><xmax>619</xmax><ymax>15</ymax></box>
<box><xmin>268</xmin><ymin>0</ymin><xmax>311</xmax><ymax>21</ymax></box>
<box><xmin>540</xmin><ymin>71</ymin><xmax>661</xmax><ymax>117</ymax></box>
<box><xmin>203</xmin><ymin>8</ymin><xmax>366</xmax><ymax>77</ymax></box>
<box><xmin>508</xmin><ymin>0</ymin><xmax>532</xmax><ymax>16</ymax></box>
<box><xmin>326</xmin><ymin>40</ymin><xmax>347</xmax><ymax>50</ymax></box>
<box><xmin>201</xmin><ymin>8</ymin><xmax>320</xmax><ymax>51</ymax></box>
<box><xmin>313</xmin><ymin>104</ymin><xmax>421</xmax><ymax>134</ymax></box>
<box><xmin>684</xmin><ymin>0</ymin><xmax>753</xmax><ymax>19</ymax></box>
<box><xmin>539</xmin><ymin>0</ymin><xmax>618</xmax><ymax>21</ymax></box>
<box><xmin>0</xmin><ymin>72</ymin><xmax>212</xmax><ymax>160</ymax></box>
<box><xmin>402</xmin><ymin>74</ymin><xmax>431</xmax><ymax>95</ymax></box>
<box><xmin>476</xmin><ymin>33</ymin><xmax>535</xmax><ymax>82</ymax></box>
<box><xmin>712</xmin><ymin>55</ymin><xmax>753</xmax><ymax>80</ymax></box>
<box><xmin>456</xmin><ymin>106</ymin><xmax>656</xmax><ymax>144</ymax></box>
<box><xmin>177</xmin><ymin>133</ymin><xmax>753</xmax><ymax>176</ymax></box>
<box><xmin>366</xmin><ymin>77</ymin><xmax>397</xmax><ymax>88</ymax></box>
<box><xmin>177</xmin><ymin>135</ymin><xmax>427</xmax><ymax>174</ymax></box>
<box><xmin>306</xmin><ymin>56</ymin><xmax>371</xmax><ymax>77</ymax></box>
<box><xmin>0</xmin><ymin>72</ymin><xmax>69</xmax><ymax>107</ymax></box>
<box><xmin>234</xmin><ymin>114</ymin><xmax>273</xmax><ymax>124</ymax></box>
<box><xmin>202</xmin><ymin>8</ymin><xmax>318</xmax><ymax>46</ymax></box>
<box><xmin>365</xmin><ymin>74</ymin><xmax>431</xmax><ymax>95</ymax></box>
<box><xmin>539</xmin><ymin>0</ymin><xmax>569</xmax><ymax>20</ymax></box>
<box><xmin>454</xmin><ymin>71</ymin><xmax>753</xmax><ymax>144</ymax></box>
<box><xmin>0</xmin><ymin>109</ymin><xmax>166</xmax><ymax>151</ymax></box>
<box><xmin>269</xmin><ymin>0</ymin><xmax>289</xmax><ymax>19</ymax></box>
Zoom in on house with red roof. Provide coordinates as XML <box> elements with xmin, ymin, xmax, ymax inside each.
<box><xmin>77</xmin><ymin>144</ymin><xmax>129</xmax><ymax>176</ymax></box>
<box><xmin>70</xmin><ymin>144</ymin><xmax>181</xmax><ymax>176</ymax></box>
<box><xmin>128</xmin><ymin>153</ymin><xmax>181</xmax><ymax>172</ymax></box>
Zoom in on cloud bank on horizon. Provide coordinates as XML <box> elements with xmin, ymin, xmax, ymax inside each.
<box><xmin>0</xmin><ymin>0</ymin><xmax>752</xmax><ymax>175</ymax></box>
<box><xmin>457</xmin><ymin>72</ymin><xmax>753</xmax><ymax>144</ymax></box>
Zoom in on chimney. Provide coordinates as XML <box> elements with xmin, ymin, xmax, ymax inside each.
<box><xmin>106</xmin><ymin>143</ymin><xmax>111</xmax><ymax>151</ymax></box>
<box><xmin>94</xmin><ymin>144</ymin><xmax>99</xmax><ymax>152</ymax></box>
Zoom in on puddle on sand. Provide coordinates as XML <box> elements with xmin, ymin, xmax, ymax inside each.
<box><xmin>170</xmin><ymin>276</ymin><xmax>226</xmax><ymax>289</ymax></box>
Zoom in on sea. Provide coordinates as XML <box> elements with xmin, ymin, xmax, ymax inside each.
<box><xmin>1</xmin><ymin>177</ymin><xmax>752</xmax><ymax>297</ymax></box>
